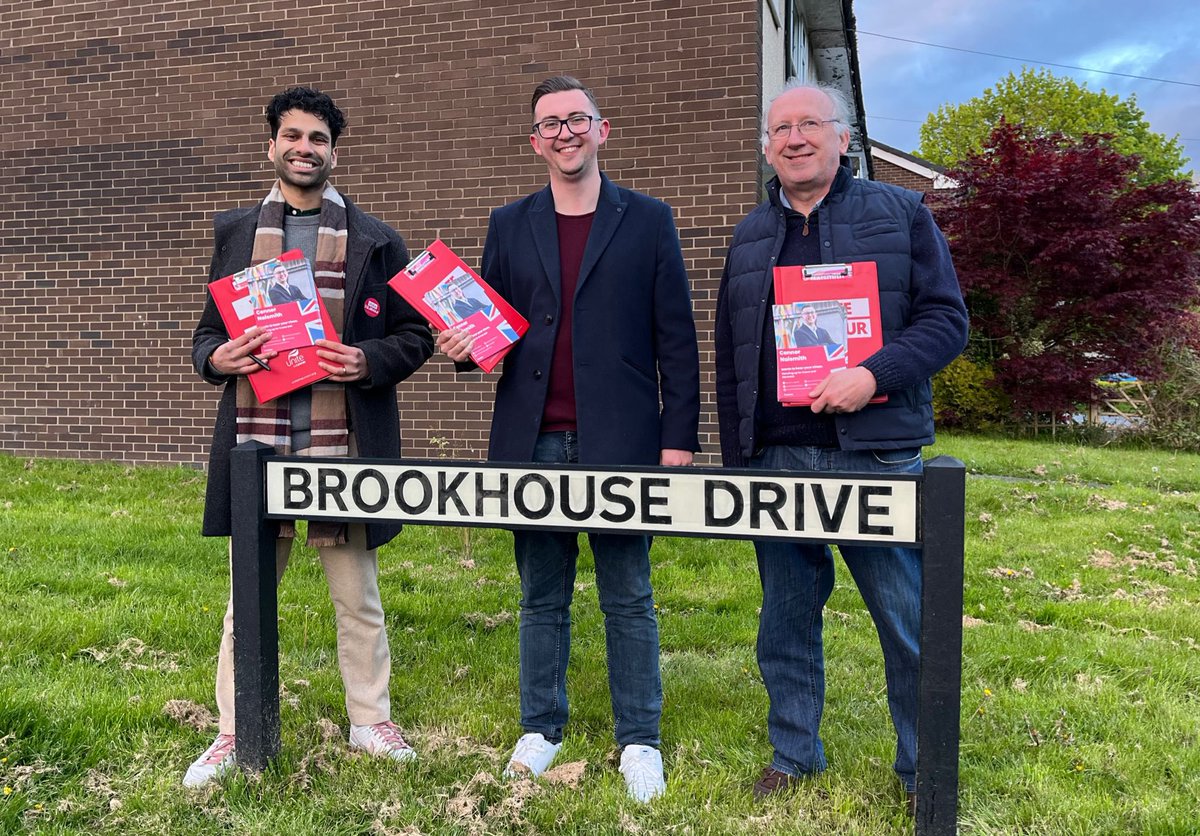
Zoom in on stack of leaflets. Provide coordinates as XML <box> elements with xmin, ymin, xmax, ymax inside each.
<box><xmin>207</xmin><ymin>250</ymin><xmax>338</xmax><ymax>403</ymax></box>
<box><xmin>772</xmin><ymin>261</ymin><xmax>887</xmax><ymax>406</ymax></box>
<box><xmin>388</xmin><ymin>239</ymin><xmax>528</xmax><ymax>372</ymax></box>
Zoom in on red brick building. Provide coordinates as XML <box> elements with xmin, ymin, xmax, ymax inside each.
<box><xmin>1</xmin><ymin>0</ymin><xmax>868</xmax><ymax>467</ymax></box>
<box><xmin>868</xmin><ymin>140</ymin><xmax>958</xmax><ymax>195</ymax></box>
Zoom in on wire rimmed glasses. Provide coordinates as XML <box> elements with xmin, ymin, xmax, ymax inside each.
<box><xmin>767</xmin><ymin>119</ymin><xmax>839</xmax><ymax>141</ymax></box>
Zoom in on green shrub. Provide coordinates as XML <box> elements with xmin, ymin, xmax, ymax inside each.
<box><xmin>1130</xmin><ymin>339</ymin><xmax>1200</xmax><ymax>451</ymax></box>
<box><xmin>933</xmin><ymin>356</ymin><xmax>1010</xmax><ymax>430</ymax></box>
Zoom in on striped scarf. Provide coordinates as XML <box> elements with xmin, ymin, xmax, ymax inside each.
<box><xmin>235</xmin><ymin>181</ymin><xmax>349</xmax><ymax>546</ymax></box>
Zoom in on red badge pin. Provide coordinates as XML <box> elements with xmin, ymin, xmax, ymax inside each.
<box><xmin>364</xmin><ymin>297</ymin><xmax>381</xmax><ymax>317</ymax></box>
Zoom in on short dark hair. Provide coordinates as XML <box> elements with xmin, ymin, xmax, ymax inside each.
<box><xmin>530</xmin><ymin>75</ymin><xmax>600</xmax><ymax>119</ymax></box>
<box><xmin>265</xmin><ymin>87</ymin><xmax>347</xmax><ymax>146</ymax></box>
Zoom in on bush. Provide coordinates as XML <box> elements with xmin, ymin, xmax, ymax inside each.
<box><xmin>1129</xmin><ymin>339</ymin><xmax>1200</xmax><ymax>451</ymax></box>
<box><xmin>933</xmin><ymin>356</ymin><xmax>1010</xmax><ymax>430</ymax></box>
<box><xmin>932</xmin><ymin>122</ymin><xmax>1200</xmax><ymax>417</ymax></box>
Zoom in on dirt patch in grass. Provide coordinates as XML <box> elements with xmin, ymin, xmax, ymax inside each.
<box><xmin>986</xmin><ymin>566</ymin><xmax>1035</xmax><ymax>580</ymax></box>
<box><xmin>463</xmin><ymin>611</ymin><xmax>514</xmax><ymax>631</ymax></box>
<box><xmin>162</xmin><ymin>699</ymin><xmax>216</xmax><ymax>732</ymax></box>
<box><xmin>543</xmin><ymin>759</ymin><xmax>586</xmax><ymax>787</ymax></box>
<box><xmin>1088</xmin><ymin>547</ymin><xmax>1192</xmax><ymax>577</ymax></box>
<box><xmin>77</xmin><ymin>637</ymin><xmax>180</xmax><ymax>673</ymax></box>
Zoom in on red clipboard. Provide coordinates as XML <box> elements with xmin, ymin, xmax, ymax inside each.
<box><xmin>207</xmin><ymin>250</ymin><xmax>338</xmax><ymax>403</ymax></box>
<box><xmin>772</xmin><ymin>261</ymin><xmax>887</xmax><ymax>406</ymax></box>
<box><xmin>388</xmin><ymin>239</ymin><xmax>528</xmax><ymax>373</ymax></box>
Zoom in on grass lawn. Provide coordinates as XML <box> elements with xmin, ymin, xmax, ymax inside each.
<box><xmin>1</xmin><ymin>434</ymin><xmax>1198</xmax><ymax>834</ymax></box>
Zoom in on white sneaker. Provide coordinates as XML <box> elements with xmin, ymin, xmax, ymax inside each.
<box><xmin>183</xmin><ymin>733</ymin><xmax>236</xmax><ymax>788</ymax></box>
<box><xmin>620</xmin><ymin>744</ymin><xmax>665</xmax><ymax>802</ymax></box>
<box><xmin>502</xmin><ymin>732</ymin><xmax>562</xmax><ymax>778</ymax></box>
<box><xmin>349</xmin><ymin>721</ymin><xmax>416</xmax><ymax>762</ymax></box>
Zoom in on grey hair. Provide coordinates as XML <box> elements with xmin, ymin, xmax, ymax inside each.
<box><xmin>761</xmin><ymin>80</ymin><xmax>852</xmax><ymax>150</ymax></box>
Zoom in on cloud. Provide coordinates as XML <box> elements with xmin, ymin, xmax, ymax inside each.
<box><xmin>853</xmin><ymin>0</ymin><xmax>1200</xmax><ymax>168</ymax></box>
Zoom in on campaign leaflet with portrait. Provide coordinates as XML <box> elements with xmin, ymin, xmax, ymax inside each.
<box><xmin>388</xmin><ymin>239</ymin><xmax>529</xmax><ymax>373</ymax></box>
<box><xmin>206</xmin><ymin>250</ymin><xmax>338</xmax><ymax>403</ymax></box>
<box><xmin>773</xmin><ymin>300</ymin><xmax>850</xmax><ymax>402</ymax></box>
<box><xmin>772</xmin><ymin>261</ymin><xmax>887</xmax><ymax>407</ymax></box>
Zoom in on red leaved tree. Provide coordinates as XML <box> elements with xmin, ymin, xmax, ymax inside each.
<box><xmin>931</xmin><ymin>121</ymin><xmax>1200</xmax><ymax>417</ymax></box>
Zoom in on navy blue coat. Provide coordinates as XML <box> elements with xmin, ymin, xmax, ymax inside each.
<box><xmin>792</xmin><ymin>323</ymin><xmax>836</xmax><ymax>347</ymax></box>
<box><xmin>716</xmin><ymin>166</ymin><xmax>968</xmax><ymax>467</ymax></box>
<box><xmin>480</xmin><ymin>175</ymin><xmax>700</xmax><ymax>466</ymax></box>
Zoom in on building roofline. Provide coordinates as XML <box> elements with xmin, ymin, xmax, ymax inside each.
<box><xmin>870</xmin><ymin>139</ymin><xmax>946</xmax><ymax>173</ymax></box>
<box><xmin>869</xmin><ymin>139</ymin><xmax>960</xmax><ymax>189</ymax></box>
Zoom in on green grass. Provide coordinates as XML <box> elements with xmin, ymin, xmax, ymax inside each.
<box><xmin>1</xmin><ymin>434</ymin><xmax>1198</xmax><ymax>834</ymax></box>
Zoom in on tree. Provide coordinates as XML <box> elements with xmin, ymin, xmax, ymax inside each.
<box><xmin>931</xmin><ymin>121</ymin><xmax>1200</xmax><ymax>418</ymax></box>
<box><xmin>919</xmin><ymin>68</ymin><xmax>1190</xmax><ymax>183</ymax></box>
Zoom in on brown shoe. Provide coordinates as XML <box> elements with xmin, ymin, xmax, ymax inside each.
<box><xmin>906</xmin><ymin>791</ymin><xmax>917</xmax><ymax>817</ymax></box>
<box><xmin>752</xmin><ymin>765</ymin><xmax>801</xmax><ymax>800</ymax></box>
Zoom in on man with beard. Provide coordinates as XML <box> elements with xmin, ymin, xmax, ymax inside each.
<box><xmin>187</xmin><ymin>86</ymin><xmax>433</xmax><ymax>787</ymax></box>
<box><xmin>438</xmin><ymin>76</ymin><xmax>700</xmax><ymax>802</ymax></box>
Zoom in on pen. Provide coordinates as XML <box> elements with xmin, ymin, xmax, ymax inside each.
<box><xmin>248</xmin><ymin>354</ymin><xmax>271</xmax><ymax>372</ymax></box>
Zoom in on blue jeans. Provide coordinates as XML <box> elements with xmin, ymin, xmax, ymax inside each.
<box><xmin>512</xmin><ymin>431</ymin><xmax>662</xmax><ymax>747</ymax></box>
<box><xmin>750</xmin><ymin>444</ymin><xmax>923</xmax><ymax>791</ymax></box>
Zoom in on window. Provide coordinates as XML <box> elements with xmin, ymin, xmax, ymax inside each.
<box><xmin>785</xmin><ymin>1</ymin><xmax>807</xmax><ymax>80</ymax></box>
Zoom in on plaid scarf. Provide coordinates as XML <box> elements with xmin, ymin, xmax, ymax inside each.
<box><xmin>235</xmin><ymin>181</ymin><xmax>349</xmax><ymax>546</ymax></box>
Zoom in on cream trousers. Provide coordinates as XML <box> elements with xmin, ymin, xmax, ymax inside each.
<box><xmin>215</xmin><ymin>520</ymin><xmax>391</xmax><ymax>734</ymax></box>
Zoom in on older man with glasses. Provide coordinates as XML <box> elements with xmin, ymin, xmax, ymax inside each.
<box><xmin>437</xmin><ymin>75</ymin><xmax>700</xmax><ymax>802</ymax></box>
<box><xmin>715</xmin><ymin>80</ymin><xmax>968</xmax><ymax>813</ymax></box>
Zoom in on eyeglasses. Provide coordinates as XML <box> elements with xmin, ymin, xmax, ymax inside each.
<box><xmin>767</xmin><ymin>119</ymin><xmax>839</xmax><ymax>141</ymax></box>
<box><xmin>533</xmin><ymin>114</ymin><xmax>596</xmax><ymax>139</ymax></box>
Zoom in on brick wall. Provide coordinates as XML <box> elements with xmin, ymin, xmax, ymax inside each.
<box><xmin>0</xmin><ymin>1</ymin><xmax>763</xmax><ymax>467</ymax></box>
<box><xmin>872</xmin><ymin>157</ymin><xmax>935</xmax><ymax>194</ymax></box>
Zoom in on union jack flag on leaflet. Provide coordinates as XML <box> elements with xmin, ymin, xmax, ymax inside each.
<box><xmin>824</xmin><ymin>341</ymin><xmax>847</xmax><ymax>362</ymax></box>
<box><xmin>301</xmin><ymin>299</ymin><xmax>326</xmax><ymax>342</ymax></box>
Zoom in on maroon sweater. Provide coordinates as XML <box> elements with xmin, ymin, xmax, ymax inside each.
<box><xmin>541</xmin><ymin>211</ymin><xmax>594</xmax><ymax>431</ymax></box>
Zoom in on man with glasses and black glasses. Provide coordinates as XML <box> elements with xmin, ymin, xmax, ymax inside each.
<box><xmin>715</xmin><ymin>81</ymin><xmax>967</xmax><ymax>813</ymax></box>
<box><xmin>437</xmin><ymin>75</ymin><xmax>700</xmax><ymax>802</ymax></box>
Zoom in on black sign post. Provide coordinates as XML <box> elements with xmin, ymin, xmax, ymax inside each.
<box><xmin>916</xmin><ymin>456</ymin><xmax>966</xmax><ymax>835</ymax></box>
<box><xmin>228</xmin><ymin>443</ymin><xmax>964</xmax><ymax>833</ymax></box>
<box><xmin>229</xmin><ymin>440</ymin><xmax>281</xmax><ymax>771</ymax></box>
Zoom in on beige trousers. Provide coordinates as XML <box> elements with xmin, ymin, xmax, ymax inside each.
<box><xmin>214</xmin><ymin>520</ymin><xmax>391</xmax><ymax>734</ymax></box>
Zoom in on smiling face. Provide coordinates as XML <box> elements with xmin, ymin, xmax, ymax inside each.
<box><xmin>529</xmin><ymin>89</ymin><xmax>609</xmax><ymax>184</ymax></box>
<box><xmin>273</xmin><ymin>266</ymin><xmax>290</xmax><ymax>286</ymax></box>
<box><xmin>267</xmin><ymin>109</ymin><xmax>337</xmax><ymax>207</ymax></box>
<box><xmin>764</xmin><ymin>87</ymin><xmax>850</xmax><ymax>208</ymax></box>
<box><xmin>800</xmin><ymin>306</ymin><xmax>819</xmax><ymax>326</ymax></box>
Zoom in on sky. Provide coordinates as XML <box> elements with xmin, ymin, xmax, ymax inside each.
<box><xmin>853</xmin><ymin>0</ymin><xmax>1200</xmax><ymax>177</ymax></box>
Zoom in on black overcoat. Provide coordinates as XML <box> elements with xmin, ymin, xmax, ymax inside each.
<box><xmin>192</xmin><ymin>197</ymin><xmax>433</xmax><ymax>549</ymax></box>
